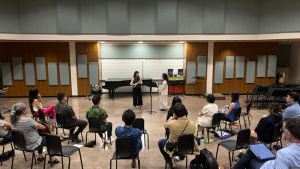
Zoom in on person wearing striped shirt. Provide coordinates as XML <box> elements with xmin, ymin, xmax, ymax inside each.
<box><xmin>231</xmin><ymin>117</ymin><xmax>300</xmax><ymax>169</ymax></box>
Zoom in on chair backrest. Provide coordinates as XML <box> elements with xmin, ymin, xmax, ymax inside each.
<box><xmin>234</xmin><ymin>107</ymin><xmax>242</xmax><ymax>121</ymax></box>
<box><xmin>46</xmin><ymin>134</ymin><xmax>63</xmax><ymax>156</ymax></box>
<box><xmin>66</xmin><ymin>95</ymin><xmax>70</xmax><ymax>105</ymax></box>
<box><xmin>273</xmin><ymin>122</ymin><xmax>283</xmax><ymax>141</ymax></box>
<box><xmin>177</xmin><ymin>134</ymin><xmax>194</xmax><ymax>154</ymax></box>
<box><xmin>246</xmin><ymin>102</ymin><xmax>252</xmax><ymax>114</ymax></box>
<box><xmin>132</xmin><ymin>118</ymin><xmax>145</xmax><ymax>131</ymax></box>
<box><xmin>11</xmin><ymin>130</ymin><xmax>27</xmax><ymax>151</ymax></box>
<box><xmin>38</xmin><ymin>109</ymin><xmax>46</xmax><ymax>123</ymax></box>
<box><xmin>56</xmin><ymin>113</ymin><xmax>66</xmax><ymax>128</ymax></box>
<box><xmin>88</xmin><ymin>117</ymin><xmax>101</xmax><ymax>133</ymax></box>
<box><xmin>236</xmin><ymin>128</ymin><xmax>251</xmax><ymax>149</ymax></box>
<box><xmin>29</xmin><ymin>105</ymin><xmax>35</xmax><ymax>116</ymax></box>
<box><xmin>115</xmin><ymin>137</ymin><xmax>134</xmax><ymax>158</ymax></box>
<box><xmin>211</xmin><ymin>113</ymin><xmax>221</xmax><ymax>127</ymax></box>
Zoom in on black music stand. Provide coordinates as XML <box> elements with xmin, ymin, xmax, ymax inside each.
<box><xmin>192</xmin><ymin>76</ymin><xmax>206</xmax><ymax>98</ymax></box>
<box><xmin>144</xmin><ymin>81</ymin><xmax>158</xmax><ymax>114</ymax></box>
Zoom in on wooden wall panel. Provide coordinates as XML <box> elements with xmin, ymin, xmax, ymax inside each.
<box><xmin>213</xmin><ymin>42</ymin><xmax>278</xmax><ymax>94</ymax></box>
<box><xmin>0</xmin><ymin>42</ymin><xmax>71</xmax><ymax>97</ymax></box>
<box><xmin>75</xmin><ymin>42</ymin><xmax>99</xmax><ymax>96</ymax></box>
<box><xmin>185</xmin><ymin>42</ymin><xmax>208</xmax><ymax>94</ymax></box>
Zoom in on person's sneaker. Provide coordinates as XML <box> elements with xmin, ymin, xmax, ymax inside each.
<box><xmin>71</xmin><ymin>135</ymin><xmax>82</xmax><ymax>143</ymax></box>
<box><xmin>172</xmin><ymin>156</ymin><xmax>180</xmax><ymax>163</ymax></box>
<box><xmin>105</xmin><ymin>138</ymin><xmax>115</xmax><ymax>143</ymax></box>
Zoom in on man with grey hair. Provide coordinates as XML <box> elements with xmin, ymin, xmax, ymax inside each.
<box><xmin>231</xmin><ymin>117</ymin><xmax>300</xmax><ymax>169</ymax></box>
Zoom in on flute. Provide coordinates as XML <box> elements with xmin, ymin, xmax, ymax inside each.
<box><xmin>133</xmin><ymin>80</ymin><xmax>141</xmax><ymax>88</ymax></box>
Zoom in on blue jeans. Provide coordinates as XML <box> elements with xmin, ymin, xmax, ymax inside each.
<box><xmin>234</xmin><ymin>149</ymin><xmax>271</xmax><ymax>169</ymax></box>
<box><xmin>4</xmin><ymin>129</ymin><xmax>12</xmax><ymax>141</ymax></box>
<box><xmin>158</xmin><ymin>138</ymin><xmax>171</xmax><ymax>162</ymax></box>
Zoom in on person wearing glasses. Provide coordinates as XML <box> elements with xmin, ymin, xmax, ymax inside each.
<box><xmin>230</xmin><ymin>117</ymin><xmax>300</xmax><ymax>169</ymax></box>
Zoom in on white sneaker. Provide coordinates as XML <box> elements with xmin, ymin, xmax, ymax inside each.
<box><xmin>172</xmin><ymin>156</ymin><xmax>180</xmax><ymax>163</ymax></box>
<box><xmin>105</xmin><ymin>138</ymin><xmax>114</xmax><ymax>143</ymax></box>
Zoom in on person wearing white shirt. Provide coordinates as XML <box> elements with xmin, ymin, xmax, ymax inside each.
<box><xmin>159</xmin><ymin>73</ymin><xmax>169</xmax><ymax>110</ymax></box>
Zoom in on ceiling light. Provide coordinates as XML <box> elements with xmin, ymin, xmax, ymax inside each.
<box><xmin>99</xmin><ymin>41</ymin><xmax>106</xmax><ymax>43</ymax></box>
<box><xmin>138</xmin><ymin>41</ymin><xmax>143</xmax><ymax>43</ymax></box>
<box><xmin>178</xmin><ymin>41</ymin><xmax>185</xmax><ymax>43</ymax></box>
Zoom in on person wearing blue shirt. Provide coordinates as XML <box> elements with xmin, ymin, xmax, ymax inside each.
<box><xmin>230</xmin><ymin>117</ymin><xmax>300</xmax><ymax>169</ymax></box>
<box><xmin>220</xmin><ymin>91</ymin><xmax>240</xmax><ymax>122</ymax></box>
<box><xmin>115</xmin><ymin>109</ymin><xmax>142</xmax><ymax>168</ymax></box>
<box><xmin>283</xmin><ymin>92</ymin><xmax>300</xmax><ymax>119</ymax></box>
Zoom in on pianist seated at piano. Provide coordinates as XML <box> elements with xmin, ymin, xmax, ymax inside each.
<box><xmin>130</xmin><ymin>71</ymin><xmax>143</xmax><ymax>109</ymax></box>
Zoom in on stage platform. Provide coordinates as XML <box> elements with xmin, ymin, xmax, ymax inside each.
<box><xmin>203</xmin><ymin>93</ymin><xmax>225</xmax><ymax>100</ymax></box>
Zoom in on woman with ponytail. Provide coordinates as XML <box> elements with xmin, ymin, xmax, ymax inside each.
<box><xmin>11</xmin><ymin>102</ymin><xmax>60</xmax><ymax>164</ymax></box>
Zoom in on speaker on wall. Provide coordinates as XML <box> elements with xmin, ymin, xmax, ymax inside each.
<box><xmin>178</xmin><ymin>69</ymin><xmax>183</xmax><ymax>75</ymax></box>
<box><xmin>168</xmin><ymin>69</ymin><xmax>173</xmax><ymax>77</ymax></box>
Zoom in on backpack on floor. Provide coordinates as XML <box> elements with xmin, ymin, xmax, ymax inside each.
<box><xmin>190</xmin><ymin>148</ymin><xmax>219</xmax><ymax>169</ymax></box>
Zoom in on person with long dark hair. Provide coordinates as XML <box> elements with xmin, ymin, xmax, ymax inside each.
<box><xmin>166</xmin><ymin>96</ymin><xmax>188</xmax><ymax>121</ymax></box>
<box><xmin>159</xmin><ymin>73</ymin><xmax>169</xmax><ymax>110</ymax></box>
<box><xmin>130</xmin><ymin>71</ymin><xmax>143</xmax><ymax>109</ymax></box>
<box><xmin>220</xmin><ymin>91</ymin><xmax>240</xmax><ymax>122</ymax></box>
<box><xmin>29</xmin><ymin>88</ymin><xmax>55</xmax><ymax>119</ymax></box>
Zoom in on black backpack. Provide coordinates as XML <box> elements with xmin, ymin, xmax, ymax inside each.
<box><xmin>190</xmin><ymin>148</ymin><xmax>219</xmax><ymax>169</ymax></box>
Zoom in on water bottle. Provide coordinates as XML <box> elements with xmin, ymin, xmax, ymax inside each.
<box><xmin>200</xmin><ymin>138</ymin><xmax>205</xmax><ymax>145</ymax></box>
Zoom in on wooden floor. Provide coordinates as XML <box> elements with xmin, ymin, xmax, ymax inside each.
<box><xmin>0</xmin><ymin>94</ymin><xmax>289</xmax><ymax>169</ymax></box>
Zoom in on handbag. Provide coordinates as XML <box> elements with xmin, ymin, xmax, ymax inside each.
<box><xmin>165</xmin><ymin>120</ymin><xmax>189</xmax><ymax>152</ymax></box>
<box><xmin>190</xmin><ymin>148</ymin><xmax>219</xmax><ymax>169</ymax></box>
<box><xmin>37</xmin><ymin>121</ymin><xmax>51</xmax><ymax>136</ymax></box>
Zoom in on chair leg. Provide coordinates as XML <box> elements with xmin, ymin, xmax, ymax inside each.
<box><xmin>81</xmin><ymin>132</ymin><xmax>84</xmax><ymax>142</ymax></box>
<box><xmin>68</xmin><ymin>157</ymin><xmax>71</xmax><ymax>169</ymax></box>
<box><xmin>207</xmin><ymin>128</ymin><xmax>210</xmax><ymax>144</ymax></box>
<box><xmin>216</xmin><ymin>144</ymin><xmax>220</xmax><ymax>159</ymax></box>
<box><xmin>228</xmin><ymin>151</ymin><xmax>232</xmax><ymax>167</ymax></box>
<box><xmin>78</xmin><ymin>149</ymin><xmax>84</xmax><ymax>169</ymax></box>
<box><xmin>243</xmin><ymin>116</ymin><xmax>246</xmax><ymax>128</ymax></box>
<box><xmin>31</xmin><ymin>152</ymin><xmax>34</xmax><ymax>169</ymax></box>
<box><xmin>197</xmin><ymin>125</ymin><xmax>199</xmax><ymax>136</ymax></box>
<box><xmin>232</xmin><ymin>151</ymin><xmax>234</xmax><ymax>162</ymax></box>
<box><xmin>138</xmin><ymin>159</ymin><xmax>140</xmax><ymax>169</ymax></box>
<box><xmin>11</xmin><ymin>149</ymin><xmax>14</xmax><ymax>169</ymax></box>
<box><xmin>186</xmin><ymin>156</ymin><xmax>188</xmax><ymax>168</ymax></box>
<box><xmin>110</xmin><ymin>159</ymin><xmax>112</xmax><ymax>169</ymax></box>
<box><xmin>68</xmin><ymin>130</ymin><xmax>71</xmax><ymax>144</ymax></box>
<box><xmin>95</xmin><ymin>133</ymin><xmax>97</xmax><ymax>143</ymax></box>
<box><xmin>248</xmin><ymin>115</ymin><xmax>251</xmax><ymax>126</ymax></box>
<box><xmin>144</xmin><ymin>134</ymin><xmax>146</xmax><ymax>147</ymax></box>
<box><xmin>147</xmin><ymin>133</ymin><xmax>149</xmax><ymax>150</ymax></box>
<box><xmin>23</xmin><ymin>151</ymin><xmax>27</xmax><ymax>161</ymax></box>
<box><xmin>61</xmin><ymin>156</ymin><xmax>64</xmax><ymax>169</ymax></box>
<box><xmin>86</xmin><ymin>131</ymin><xmax>88</xmax><ymax>143</ymax></box>
<box><xmin>1</xmin><ymin>144</ymin><xmax>4</xmax><ymax>166</ymax></box>
<box><xmin>165</xmin><ymin>161</ymin><xmax>167</xmax><ymax>169</ymax></box>
<box><xmin>116</xmin><ymin>159</ymin><xmax>117</xmax><ymax>169</ymax></box>
<box><xmin>43</xmin><ymin>154</ymin><xmax>47</xmax><ymax>169</ymax></box>
<box><xmin>239</xmin><ymin>119</ymin><xmax>242</xmax><ymax>130</ymax></box>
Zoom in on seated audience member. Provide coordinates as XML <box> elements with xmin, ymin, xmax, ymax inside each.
<box><xmin>166</xmin><ymin>96</ymin><xmax>188</xmax><ymax>121</ymax></box>
<box><xmin>10</xmin><ymin>102</ymin><xmax>59</xmax><ymax>164</ymax></box>
<box><xmin>158</xmin><ymin>103</ymin><xmax>200</xmax><ymax>167</ymax></box>
<box><xmin>283</xmin><ymin>92</ymin><xmax>300</xmax><ymax>119</ymax></box>
<box><xmin>220</xmin><ymin>91</ymin><xmax>240</xmax><ymax>122</ymax></box>
<box><xmin>29</xmin><ymin>88</ymin><xmax>55</xmax><ymax>119</ymax></box>
<box><xmin>115</xmin><ymin>109</ymin><xmax>142</xmax><ymax>168</ymax></box>
<box><xmin>86</xmin><ymin>95</ymin><xmax>114</xmax><ymax>143</ymax></box>
<box><xmin>231</xmin><ymin>117</ymin><xmax>300</xmax><ymax>169</ymax></box>
<box><xmin>250</xmin><ymin>102</ymin><xmax>283</xmax><ymax>143</ymax></box>
<box><xmin>197</xmin><ymin>94</ymin><xmax>218</xmax><ymax>138</ymax></box>
<box><xmin>54</xmin><ymin>92</ymin><xmax>87</xmax><ymax>143</ymax></box>
<box><xmin>0</xmin><ymin>113</ymin><xmax>12</xmax><ymax>141</ymax></box>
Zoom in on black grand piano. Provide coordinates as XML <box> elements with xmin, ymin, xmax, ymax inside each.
<box><xmin>102</xmin><ymin>78</ymin><xmax>153</xmax><ymax>99</ymax></box>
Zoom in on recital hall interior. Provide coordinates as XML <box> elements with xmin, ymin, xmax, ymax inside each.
<box><xmin>1</xmin><ymin>0</ymin><xmax>300</xmax><ymax>169</ymax></box>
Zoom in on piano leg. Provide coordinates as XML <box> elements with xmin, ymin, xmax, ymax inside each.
<box><xmin>112</xmin><ymin>89</ymin><xmax>115</xmax><ymax>98</ymax></box>
<box><xmin>108</xmin><ymin>89</ymin><xmax>112</xmax><ymax>99</ymax></box>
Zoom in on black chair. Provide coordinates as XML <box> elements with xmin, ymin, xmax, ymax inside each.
<box><xmin>86</xmin><ymin>117</ymin><xmax>111</xmax><ymax>149</ymax></box>
<box><xmin>0</xmin><ymin>137</ymin><xmax>13</xmax><ymax>166</ymax></box>
<box><xmin>30</xmin><ymin>105</ymin><xmax>51</xmax><ymax>121</ymax></box>
<box><xmin>110</xmin><ymin>137</ymin><xmax>140</xmax><ymax>169</ymax></box>
<box><xmin>55</xmin><ymin>113</ymin><xmax>83</xmax><ymax>144</ymax></box>
<box><xmin>197</xmin><ymin>113</ymin><xmax>222</xmax><ymax>143</ymax></box>
<box><xmin>223</xmin><ymin>107</ymin><xmax>242</xmax><ymax>132</ymax></box>
<box><xmin>38</xmin><ymin>109</ymin><xmax>56</xmax><ymax>125</ymax></box>
<box><xmin>241</xmin><ymin>102</ymin><xmax>252</xmax><ymax>128</ymax></box>
<box><xmin>258</xmin><ymin>122</ymin><xmax>283</xmax><ymax>149</ymax></box>
<box><xmin>165</xmin><ymin>134</ymin><xmax>197</xmax><ymax>169</ymax></box>
<box><xmin>133</xmin><ymin>118</ymin><xmax>149</xmax><ymax>150</ymax></box>
<box><xmin>66</xmin><ymin>95</ymin><xmax>70</xmax><ymax>105</ymax></box>
<box><xmin>44</xmin><ymin>134</ymin><xmax>83</xmax><ymax>169</ymax></box>
<box><xmin>11</xmin><ymin>130</ymin><xmax>45</xmax><ymax>169</ymax></box>
<box><xmin>216</xmin><ymin>128</ymin><xmax>250</xmax><ymax>167</ymax></box>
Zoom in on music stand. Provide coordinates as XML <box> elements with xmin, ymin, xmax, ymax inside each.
<box><xmin>192</xmin><ymin>76</ymin><xmax>206</xmax><ymax>98</ymax></box>
<box><xmin>144</xmin><ymin>81</ymin><xmax>158</xmax><ymax>114</ymax></box>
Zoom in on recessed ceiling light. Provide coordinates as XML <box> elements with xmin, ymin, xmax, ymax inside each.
<box><xmin>99</xmin><ymin>41</ymin><xmax>106</xmax><ymax>43</ymax></box>
<box><xmin>138</xmin><ymin>41</ymin><xmax>143</xmax><ymax>43</ymax></box>
<box><xmin>178</xmin><ymin>41</ymin><xmax>185</xmax><ymax>43</ymax></box>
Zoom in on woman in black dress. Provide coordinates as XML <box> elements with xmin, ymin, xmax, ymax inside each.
<box><xmin>130</xmin><ymin>71</ymin><xmax>143</xmax><ymax>109</ymax></box>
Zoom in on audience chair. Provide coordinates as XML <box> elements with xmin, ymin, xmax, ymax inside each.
<box><xmin>0</xmin><ymin>137</ymin><xmax>13</xmax><ymax>166</ymax></box>
<box><xmin>11</xmin><ymin>130</ymin><xmax>45</xmax><ymax>169</ymax></box>
<box><xmin>86</xmin><ymin>117</ymin><xmax>111</xmax><ymax>149</ymax></box>
<box><xmin>165</xmin><ymin>134</ymin><xmax>197</xmax><ymax>169</ymax></box>
<box><xmin>30</xmin><ymin>105</ymin><xmax>50</xmax><ymax>121</ymax></box>
<box><xmin>241</xmin><ymin>102</ymin><xmax>252</xmax><ymax>128</ymax></box>
<box><xmin>258</xmin><ymin>122</ymin><xmax>283</xmax><ymax>149</ymax></box>
<box><xmin>38</xmin><ymin>109</ymin><xmax>56</xmax><ymax>125</ymax></box>
<box><xmin>216</xmin><ymin>128</ymin><xmax>250</xmax><ymax>167</ymax></box>
<box><xmin>133</xmin><ymin>118</ymin><xmax>149</xmax><ymax>150</ymax></box>
<box><xmin>197</xmin><ymin>113</ymin><xmax>222</xmax><ymax>143</ymax></box>
<box><xmin>44</xmin><ymin>134</ymin><xmax>83</xmax><ymax>169</ymax></box>
<box><xmin>223</xmin><ymin>107</ymin><xmax>242</xmax><ymax>132</ymax></box>
<box><xmin>110</xmin><ymin>137</ymin><xmax>140</xmax><ymax>169</ymax></box>
<box><xmin>56</xmin><ymin>113</ymin><xmax>83</xmax><ymax>144</ymax></box>
<box><xmin>66</xmin><ymin>95</ymin><xmax>70</xmax><ymax>105</ymax></box>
